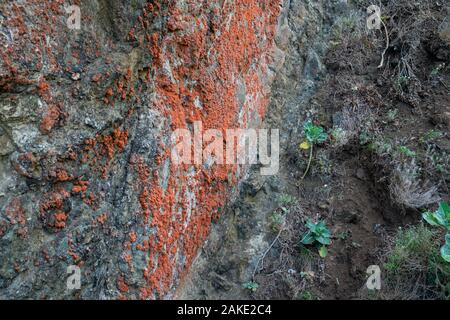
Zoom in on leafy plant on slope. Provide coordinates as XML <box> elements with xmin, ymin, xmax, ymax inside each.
<box><xmin>423</xmin><ymin>201</ymin><xmax>450</xmax><ymax>262</ymax></box>
<box><xmin>300</xmin><ymin>120</ymin><xmax>328</xmax><ymax>180</ymax></box>
<box><xmin>301</xmin><ymin>219</ymin><xmax>331</xmax><ymax>258</ymax></box>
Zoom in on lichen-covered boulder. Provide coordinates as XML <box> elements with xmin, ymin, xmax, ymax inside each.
<box><xmin>0</xmin><ymin>0</ymin><xmax>281</xmax><ymax>299</ymax></box>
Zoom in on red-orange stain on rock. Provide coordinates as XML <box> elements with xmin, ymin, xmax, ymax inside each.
<box><xmin>1</xmin><ymin>0</ymin><xmax>280</xmax><ymax>299</ymax></box>
<box><xmin>130</xmin><ymin>0</ymin><xmax>281</xmax><ymax>298</ymax></box>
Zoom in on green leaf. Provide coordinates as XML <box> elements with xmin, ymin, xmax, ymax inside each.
<box><xmin>301</xmin><ymin>231</ymin><xmax>315</xmax><ymax>245</ymax></box>
<box><xmin>306</xmin><ymin>220</ymin><xmax>317</xmax><ymax>232</ymax></box>
<box><xmin>319</xmin><ymin>246</ymin><xmax>328</xmax><ymax>258</ymax></box>
<box><xmin>423</xmin><ymin>211</ymin><xmax>442</xmax><ymax>227</ymax></box>
<box><xmin>243</xmin><ymin>282</ymin><xmax>259</xmax><ymax>292</ymax></box>
<box><xmin>316</xmin><ymin>235</ymin><xmax>331</xmax><ymax>245</ymax></box>
<box><xmin>303</xmin><ymin>120</ymin><xmax>328</xmax><ymax>144</ymax></box>
<box><xmin>441</xmin><ymin>242</ymin><xmax>450</xmax><ymax>262</ymax></box>
<box><xmin>423</xmin><ymin>202</ymin><xmax>449</xmax><ymax>229</ymax></box>
<box><xmin>440</xmin><ymin>234</ymin><xmax>450</xmax><ymax>262</ymax></box>
<box><xmin>438</xmin><ymin>202</ymin><xmax>450</xmax><ymax>222</ymax></box>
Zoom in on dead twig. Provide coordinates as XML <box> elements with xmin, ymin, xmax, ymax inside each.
<box><xmin>378</xmin><ymin>20</ymin><xmax>389</xmax><ymax>69</ymax></box>
<box><xmin>252</xmin><ymin>226</ymin><xmax>284</xmax><ymax>280</ymax></box>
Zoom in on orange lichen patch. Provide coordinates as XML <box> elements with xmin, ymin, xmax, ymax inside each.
<box><xmin>5</xmin><ymin>198</ymin><xmax>26</xmax><ymax>226</ymax></box>
<box><xmin>39</xmin><ymin>189</ymin><xmax>70</xmax><ymax>213</ymax></box>
<box><xmin>97</xmin><ymin>128</ymin><xmax>129</xmax><ymax>160</ymax></box>
<box><xmin>68</xmin><ymin>238</ymin><xmax>82</xmax><ymax>264</ymax></box>
<box><xmin>92</xmin><ymin>73</ymin><xmax>102</xmax><ymax>82</ymax></box>
<box><xmin>0</xmin><ymin>1</ymin><xmax>65</xmax><ymax>83</ymax></box>
<box><xmin>79</xmin><ymin>128</ymin><xmax>129</xmax><ymax>180</ymax></box>
<box><xmin>68</xmin><ymin>251</ymin><xmax>81</xmax><ymax>264</ymax></box>
<box><xmin>139</xmin><ymin>187</ymin><xmax>151</xmax><ymax>222</ymax></box>
<box><xmin>117</xmin><ymin>275</ymin><xmax>129</xmax><ymax>293</ymax></box>
<box><xmin>37</xmin><ymin>78</ymin><xmax>50</xmax><ymax>95</ymax></box>
<box><xmin>64</xmin><ymin>147</ymin><xmax>78</xmax><ymax>161</ymax></box>
<box><xmin>72</xmin><ymin>179</ymin><xmax>89</xmax><ymax>194</ymax></box>
<box><xmin>37</xmin><ymin>77</ymin><xmax>65</xmax><ymax>135</ymax></box>
<box><xmin>105</xmin><ymin>87</ymin><xmax>113</xmax><ymax>97</ymax></box>
<box><xmin>48</xmin><ymin>168</ymin><xmax>72</xmax><ymax>182</ymax></box>
<box><xmin>126</xmin><ymin>0</ymin><xmax>281</xmax><ymax>298</ymax></box>
<box><xmin>112</xmin><ymin>128</ymin><xmax>129</xmax><ymax>153</ymax></box>
<box><xmin>4</xmin><ymin>198</ymin><xmax>29</xmax><ymax>239</ymax></box>
<box><xmin>83</xmin><ymin>192</ymin><xmax>96</xmax><ymax>208</ymax></box>
<box><xmin>53</xmin><ymin>211</ymin><xmax>68</xmax><ymax>229</ymax></box>
<box><xmin>96</xmin><ymin>213</ymin><xmax>108</xmax><ymax>225</ymax></box>
<box><xmin>102</xmin><ymin>66</ymin><xmax>138</xmax><ymax>105</ymax></box>
<box><xmin>123</xmin><ymin>252</ymin><xmax>133</xmax><ymax>270</ymax></box>
<box><xmin>72</xmin><ymin>185</ymin><xmax>83</xmax><ymax>193</ymax></box>
<box><xmin>39</xmin><ymin>104</ymin><xmax>61</xmax><ymax>134</ymax></box>
<box><xmin>0</xmin><ymin>0</ymin><xmax>69</xmax><ymax>99</ymax></box>
<box><xmin>129</xmin><ymin>231</ymin><xmax>137</xmax><ymax>243</ymax></box>
<box><xmin>39</xmin><ymin>189</ymin><xmax>71</xmax><ymax>231</ymax></box>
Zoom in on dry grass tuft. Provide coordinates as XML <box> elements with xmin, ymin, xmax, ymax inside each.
<box><xmin>389</xmin><ymin>160</ymin><xmax>440</xmax><ymax>209</ymax></box>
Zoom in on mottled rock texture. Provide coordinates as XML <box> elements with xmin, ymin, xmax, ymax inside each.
<box><xmin>0</xmin><ymin>0</ymin><xmax>281</xmax><ymax>299</ymax></box>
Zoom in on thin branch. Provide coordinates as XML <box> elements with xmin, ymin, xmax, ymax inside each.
<box><xmin>252</xmin><ymin>226</ymin><xmax>284</xmax><ymax>280</ymax></box>
<box><xmin>301</xmin><ymin>144</ymin><xmax>313</xmax><ymax>180</ymax></box>
<box><xmin>378</xmin><ymin>20</ymin><xmax>389</xmax><ymax>69</ymax></box>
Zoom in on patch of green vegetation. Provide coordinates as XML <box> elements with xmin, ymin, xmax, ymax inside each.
<box><xmin>387</xmin><ymin>109</ymin><xmax>398</xmax><ymax>122</ymax></box>
<box><xmin>337</xmin><ymin>231</ymin><xmax>350</xmax><ymax>240</ymax></box>
<box><xmin>359</xmin><ymin>131</ymin><xmax>373</xmax><ymax>146</ymax></box>
<box><xmin>430</xmin><ymin>63</ymin><xmax>446</xmax><ymax>77</ymax></box>
<box><xmin>298</xmin><ymin>291</ymin><xmax>317</xmax><ymax>300</ymax></box>
<box><xmin>385</xmin><ymin>225</ymin><xmax>436</xmax><ymax>272</ymax></box>
<box><xmin>301</xmin><ymin>219</ymin><xmax>331</xmax><ymax>258</ymax></box>
<box><xmin>423</xmin><ymin>202</ymin><xmax>450</xmax><ymax>262</ymax></box>
<box><xmin>270</xmin><ymin>194</ymin><xmax>296</xmax><ymax>232</ymax></box>
<box><xmin>315</xmin><ymin>151</ymin><xmax>332</xmax><ymax>176</ymax></box>
<box><xmin>420</xmin><ymin>130</ymin><xmax>442</xmax><ymax>145</ymax></box>
<box><xmin>397</xmin><ymin>146</ymin><xmax>416</xmax><ymax>158</ymax></box>
<box><xmin>367</xmin><ymin>139</ymin><xmax>393</xmax><ymax>156</ymax></box>
<box><xmin>394</xmin><ymin>75</ymin><xmax>411</xmax><ymax>93</ymax></box>
<box><xmin>278</xmin><ymin>193</ymin><xmax>297</xmax><ymax>210</ymax></box>
<box><xmin>242</xmin><ymin>281</ymin><xmax>259</xmax><ymax>292</ymax></box>
<box><xmin>384</xmin><ymin>224</ymin><xmax>450</xmax><ymax>298</ymax></box>
<box><xmin>426</xmin><ymin>147</ymin><xmax>448</xmax><ymax>175</ymax></box>
<box><xmin>270</xmin><ymin>212</ymin><xmax>284</xmax><ymax>232</ymax></box>
<box><xmin>298</xmin><ymin>245</ymin><xmax>315</xmax><ymax>262</ymax></box>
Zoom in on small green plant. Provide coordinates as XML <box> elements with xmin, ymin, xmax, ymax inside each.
<box><xmin>242</xmin><ymin>281</ymin><xmax>259</xmax><ymax>292</ymax></box>
<box><xmin>301</xmin><ymin>219</ymin><xmax>331</xmax><ymax>258</ymax></box>
<box><xmin>270</xmin><ymin>194</ymin><xmax>296</xmax><ymax>231</ymax></box>
<box><xmin>337</xmin><ymin>231</ymin><xmax>350</xmax><ymax>240</ymax></box>
<box><xmin>395</xmin><ymin>75</ymin><xmax>410</xmax><ymax>93</ymax></box>
<box><xmin>366</xmin><ymin>137</ymin><xmax>393</xmax><ymax>156</ymax></box>
<box><xmin>278</xmin><ymin>193</ymin><xmax>297</xmax><ymax>210</ymax></box>
<box><xmin>387</xmin><ymin>109</ymin><xmax>398</xmax><ymax>122</ymax></box>
<box><xmin>397</xmin><ymin>146</ymin><xmax>416</xmax><ymax>158</ymax></box>
<box><xmin>270</xmin><ymin>212</ymin><xmax>284</xmax><ymax>232</ymax></box>
<box><xmin>300</xmin><ymin>120</ymin><xmax>328</xmax><ymax>179</ymax></box>
<box><xmin>430</xmin><ymin>63</ymin><xmax>445</xmax><ymax>77</ymax></box>
<box><xmin>298</xmin><ymin>291</ymin><xmax>316</xmax><ymax>300</ymax></box>
<box><xmin>423</xmin><ymin>202</ymin><xmax>450</xmax><ymax>262</ymax></box>
<box><xmin>359</xmin><ymin>131</ymin><xmax>373</xmax><ymax>146</ymax></box>
<box><xmin>420</xmin><ymin>130</ymin><xmax>442</xmax><ymax>145</ymax></box>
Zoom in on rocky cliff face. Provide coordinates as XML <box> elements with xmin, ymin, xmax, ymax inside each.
<box><xmin>0</xmin><ymin>0</ymin><xmax>282</xmax><ymax>299</ymax></box>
